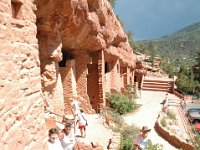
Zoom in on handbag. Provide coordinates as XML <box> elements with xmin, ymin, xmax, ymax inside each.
<box><xmin>80</xmin><ymin>113</ymin><xmax>88</xmax><ymax>126</ymax></box>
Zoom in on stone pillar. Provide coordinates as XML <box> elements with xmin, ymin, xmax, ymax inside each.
<box><xmin>110</xmin><ymin>59</ymin><xmax>121</xmax><ymax>92</ymax></box>
<box><xmin>59</xmin><ymin>59</ymin><xmax>77</xmax><ymax>114</ymax></box>
<box><xmin>53</xmin><ymin>73</ymin><xmax>65</xmax><ymax>118</ymax></box>
<box><xmin>134</xmin><ymin>82</ymin><xmax>140</xmax><ymax>98</ymax></box>
<box><xmin>123</xmin><ymin>67</ymin><xmax>128</xmax><ymax>87</ymax></box>
<box><xmin>98</xmin><ymin>50</ymin><xmax>105</xmax><ymax>108</ymax></box>
<box><xmin>75</xmin><ymin>51</ymin><xmax>90</xmax><ymax>101</ymax></box>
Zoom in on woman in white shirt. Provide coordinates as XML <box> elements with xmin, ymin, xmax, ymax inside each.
<box><xmin>59</xmin><ymin>122</ymin><xmax>76</xmax><ymax>150</ymax></box>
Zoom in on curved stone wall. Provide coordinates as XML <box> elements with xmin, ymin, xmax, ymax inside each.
<box><xmin>155</xmin><ymin>120</ymin><xmax>194</xmax><ymax>150</ymax></box>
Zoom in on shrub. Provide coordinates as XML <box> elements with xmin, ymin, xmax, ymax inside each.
<box><xmin>160</xmin><ymin>118</ymin><xmax>167</xmax><ymax>127</ymax></box>
<box><xmin>106</xmin><ymin>93</ymin><xmax>136</xmax><ymax>115</ymax></box>
<box><xmin>195</xmin><ymin>134</ymin><xmax>200</xmax><ymax>150</ymax></box>
<box><xmin>146</xmin><ymin>140</ymin><xmax>163</xmax><ymax>150</ymax></box>
<box><xmin>120</xmin><ymin>126</ymin><xmax>163</xmax><ymax>150</ymax></box>
<box><xmin>107</xmin><ymin>108</ymin><xmax>124</xmax><ymax>127</ymax></box>
<box><xmin>108</xmin><ymin>0</ymin><xmax>116</xmax><ymax>8</ymax></box>
<box><xmin>120</xmin><ymin>125</ymin><xmax>140</xmax><ymax>150</ymax></box>
<box><xmin>167</xmin><ymin>111</ymin><xmax>176</xmax><ymax>120</ymax></box>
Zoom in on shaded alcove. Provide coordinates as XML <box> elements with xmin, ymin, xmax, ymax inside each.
<box><xmin>87</xmin><ymin>52</ymin><xmax>100</xmax><ymax>112</ymax></box>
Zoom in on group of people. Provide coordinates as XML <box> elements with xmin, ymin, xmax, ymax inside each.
<box><xmin>48</xmin><ymin>98</ymin><xmax>88</xmax><ymax>150</ymax></box>
<box><xmin>48</xmin><ymin>123</ymin><xmax>75</xmax><ymax>150</ymax></box>
<box><xmin>47</xmin><ymin>96</ymin><xmax>152</xmax><ymax>150</ymax></box>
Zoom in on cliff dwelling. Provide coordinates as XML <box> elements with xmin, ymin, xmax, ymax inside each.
<box><xmin>0</xmin><ymin>0</ymin><xmax>144</xmax><ymax>149</ymax></box>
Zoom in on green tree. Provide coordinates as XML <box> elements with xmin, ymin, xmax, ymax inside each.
<box><xmin>160</xmin><ymin>58</ymin><xmax>175</xmax><ymax>77</ymax></box>
<box><xmin>127</xmin><ymin>31</ymin><xmax>135</xmax><ymax>50</ymax></box>
<box><xmin>195</xmin><ymin>48</ymin><xmax>200</xmax><ymax>79</ymax></box>
<box><xmin>176</xmin><ymin>66</ymin><xmax>199</xmax><ymax>95</ymax></box>
<box><xmin>108</xmin><ymin>0</ymin><xmax>116</xmax><ymax>8</ymax></box>
<box><xmin>116</xmin><ymin>15</ymin><xmax>124</xmax><ymax>28</ymax></box>
<box><xmin>147</xmin><ymin>41</ymin><xmax>156</xmax><ymax>65</ymax></box>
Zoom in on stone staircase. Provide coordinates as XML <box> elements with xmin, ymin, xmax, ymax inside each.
<box><xmin>141</xmin><ymin>77</ymin><xmax>174</xmax><ymax>93</ymax></box>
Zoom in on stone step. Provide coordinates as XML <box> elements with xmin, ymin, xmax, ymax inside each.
<box><xmin>143</xmin><ymin>80</ymin><xmax>171</xmax><ymax>84</ymax></box>
<box><xmin>141</xmin><ymin>87</ymin><xmax>170</xmax><ymax>92</ymax></box>
<box><xmin>142</xmin><ymin>82</ymin><xmax>171</xmax><ymax>87</ymax></box>
<box><xmin>144</xmin><ymin>77</ymin><xmax>174</xmax><ymax>81</ymax></box>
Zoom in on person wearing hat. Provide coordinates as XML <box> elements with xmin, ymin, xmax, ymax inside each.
<box><xmin>59</xmin><ymin>122</ymin><xmax>76</xmax><ymax>150</ymax></box>
<box><xmin>133</xmin><ymin>126</ymin><xmax>151</xmax><ymax>150</ymax></box>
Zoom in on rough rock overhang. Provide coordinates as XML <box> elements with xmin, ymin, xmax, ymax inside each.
<box><xmin>34</xmin><ymin>0</ymin><xmax>136</xmax><ymax>67</ymax></box>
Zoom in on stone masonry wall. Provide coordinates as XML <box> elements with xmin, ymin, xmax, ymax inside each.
<box><xmin>75</xmin><ymin>51</ymin><xmax>93</xmax><ymax>112</ymax></box>
<box><xmin>0</xmin><ymin>0</ymin><xmax>47</xmax><ymax>149</ymax></box>
<box><xmin>59</xmin><ymin>60</ymin><xmax>77</xmax><ymax>114</ymax></box>
<box><xmin>87</xmin><ymin>52</ymin><xmax>100</xmax><ymax>111</ymax></box>
<box><xmin>98</xmin><ymin>50</ymin><xmax>106</xmax><ymax>107</ymax></box>
<box><xmin>155</xmin><ymin>120</ymin><xmax>194</xmax><ymax>150</ymax></box>
<box><xmin>110</xmin><ymin>59</ymin><xmax>121</xmax><ymax>92</ymax></box>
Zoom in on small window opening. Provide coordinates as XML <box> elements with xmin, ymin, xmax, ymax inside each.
<box><xmin>11</xmin><ymin>1</ymin><xmax>22</xmax><ymax>19</ymax></box>
<box><xmin>117</xmin><ymin>64</ymin><xmax>119</xmax><ymax>73</ymax></box>
<box><xmin>105</xmin><ymin>62</ymin><xmax>109</xmax><ymax>73</ymax></box>
<box><xmin>59</xmin><ymin>51</ymin><xmax>75</xmax><ymax>67</ymax></box>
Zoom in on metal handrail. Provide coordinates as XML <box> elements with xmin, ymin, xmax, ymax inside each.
<box><xmin>45</xmin><ymin>110</ymin><xmax>64</xmax><ymax>118</ymax></box>
<box><xmin>178</xmin><ymin>105</ymin><xmax>196</xmax><ymax>145</ymax></box>
<box><xmin>45</xmin><ymin>110</ymin><xmax>75</xmax><ymax>122</ymax></box>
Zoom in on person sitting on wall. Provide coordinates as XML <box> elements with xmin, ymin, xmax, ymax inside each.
<box><xmin>76</xmin><ymin>109</ymin><xmax>88</xmax><ymax>138</ymax></box>
<box><xmin>48</xmin><ymin>128</ymin><xmax>63</xmax><ymax>150</ymax></box>
<box><xmin>59</xmin><ymin>122</ymin><xmax>76</xmax><ymax>150</ymax></box>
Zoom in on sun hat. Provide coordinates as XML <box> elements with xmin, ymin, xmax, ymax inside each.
<box><xmin>65</xmin><ymin>122</ymin><xmax>72</xmax><ymax>128</ymax></box>
<box><xmin>140</xmin><ymin>126</ymin><xmax>151</xmax><ymax>132</ymax></box>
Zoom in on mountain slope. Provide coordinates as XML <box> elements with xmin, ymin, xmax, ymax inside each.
<box><xmin>138</xmin><ymin>21</ymin><xmax>200</xmax><ymax>66</ymax></box>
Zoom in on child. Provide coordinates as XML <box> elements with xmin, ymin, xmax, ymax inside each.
<box><xmin>48</xmin><ymin>128</ymin><xmax>63</xmax><ymax>150</ymax></box>
<box><xmin>76</xmin><ymin>109</ymin><xmax>87</xmax><ymax>137</ymax></box>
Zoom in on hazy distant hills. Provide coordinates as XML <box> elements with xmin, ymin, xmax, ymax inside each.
<box><xmin>138</xmin><ymin>21</ymin><xmax>200</xmax><ymax>66</ymax></box>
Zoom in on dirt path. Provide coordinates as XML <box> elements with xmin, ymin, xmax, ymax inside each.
<box><xmin>123</xmin><ymin>91</ymin><xmax>178</xmax><ymax>150</ymax></box>
<box><xmin>57</xmin><ymin>114</ymin><xmax>113</xmax><ymax>149</ymax></box>
<box><xmin>76</xmin><ymin>114</ymin><xmax>113</xmax><ymax>149</ymax></box>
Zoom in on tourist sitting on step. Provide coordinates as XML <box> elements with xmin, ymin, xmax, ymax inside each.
<box><xmin>59</xmin><ymin>122</ymin><xmax>76</xmax><ymax>150</ymax></box>
<box><xmin>48</xmin><ymin>128</ymin><xmax>63</xmax><ymax>150</ymax></box>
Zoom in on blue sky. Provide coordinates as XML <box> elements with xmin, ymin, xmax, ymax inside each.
<box><xmin>114</xmin><ymin>0</ymin><xmax>200</xmax><ymax>40</ymax></box>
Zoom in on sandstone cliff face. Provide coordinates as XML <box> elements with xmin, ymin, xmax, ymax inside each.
<box><xmin>0</xmin><ymin>0</ymin><xmax>137</xmax><ymax>149</ymax></box>
<box><xmin>0</xmin><ymin>0</ymin><xmax>47</xmax><ymax>149</ymax></box>
<box><xmin>34</xmin><ymin>0</ymin><xmax>136</xmax><ymax>113</ymax></box>
<box><xmin>34</xmin><ymin>0</ymin><xmax>135</xmax><ymax>65</ymax></box>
